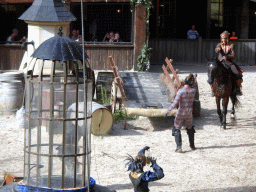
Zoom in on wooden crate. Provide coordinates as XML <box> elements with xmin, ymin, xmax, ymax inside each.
<box><xmin>3</xmin><ymin>172</ymin><xmax>23</xmax><ymax>186</ymax></box>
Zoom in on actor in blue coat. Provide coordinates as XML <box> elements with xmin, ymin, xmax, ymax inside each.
<box><xmin>125</xmin><ymin>146</ymin><xmax>164</xmax><ymax>192</ymax></box>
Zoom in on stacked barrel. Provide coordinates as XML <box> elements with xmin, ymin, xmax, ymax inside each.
<box><xmin>0</xmin><ymin>70</ymin><xmax>25</xmax><ymax>114</ymax></box>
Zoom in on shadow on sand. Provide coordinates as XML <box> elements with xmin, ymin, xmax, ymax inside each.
<box><xmin>185</xmin><ymin>185</ymin><xmax>256</xmax><ymax>192</ymax></box>
<box><xmin>95</xmin><ymin>181</ymin><xmax>170</xmax><ymax>192</ymax></box>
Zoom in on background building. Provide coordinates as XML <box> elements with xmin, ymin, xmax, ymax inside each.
<box><xmin>149</xmin><ymin>0</ymin><xmax>256</xmax><ymax>39</ymax></box>
<box><xmin>1</xmin><ymin>0</ymin><xmax>256</xmax><ymax>69</ymax></box>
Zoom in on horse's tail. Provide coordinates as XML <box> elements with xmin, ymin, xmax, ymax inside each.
<box><xmin>231</xmin><ymin>93</ymin><xmax>240</xmax><ymax>107</ymax></box>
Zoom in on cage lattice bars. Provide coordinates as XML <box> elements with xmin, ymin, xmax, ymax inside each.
<box><xmin>21</xmin><ymin>58</ymin><xmax>93</xmax><ymax>190</ymax></box>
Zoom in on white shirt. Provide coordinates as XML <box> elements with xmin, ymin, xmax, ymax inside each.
<box><xmin>187</xmin><ymin>30</ymin><xmax>199</xmax><ymax>39</ymax></box>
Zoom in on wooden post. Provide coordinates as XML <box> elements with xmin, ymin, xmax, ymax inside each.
<box><xmin>162</xmin><ymin>65</ymin><xmax>172</xmax><ymax>83</ymax></box>
<box><xmin>241</xmin><ymin>0</ymin><xmax>249</xmax><ymax>39</ymax></box>
<box><xmin>108</xmin><ymin>56</ymin><xmax>128</xmax><ymax>129</ymax></box>
<box><xmin>108</xmin><ymin>56</ymin><xmax>126</xmax><ymax>102</ymax></box>
<box><xmin>165</xmin><ymin>57</ymin><xmax>181</xmax><ymax>87</ymax></box>
<box><xmin>124</xmin><ymin>103</ymin><xmax>127</xmax><ymax>130</ymax></box>
<box><xmin>198</xmin><ymin>36</ymin><xmax>202</xmax><ymax>64</ymax></box>
<box><xmin>206</xmin><ymin>0</ymin><xmax>212</xmax><ymax>39</ymax></box>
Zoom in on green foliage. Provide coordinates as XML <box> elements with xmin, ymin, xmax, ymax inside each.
<box><xmin>137</xmin><ymin>43</ymin><xmax>152</xmax><ymax>71</ymax></box>
<box><xmin>97</xmin><ymin>85</ymin><xmax>110</xmax><ymax>104</ymax></box>
<box><xmin>113</xmin><ymin>109</ymin><xmax>126</xmax><ymax>122</ymax></box>
<box><xmin>130</xmin><ymin>0</ymin><xmax>153</xmax><ymax>71</ymax></box>
<box><xmin>113</xmin><ymin>109</ymin><xmax>138</xmax><ymax>123</ymax></box>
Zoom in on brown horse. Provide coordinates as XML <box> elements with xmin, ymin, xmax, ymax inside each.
<box><xmin>207</xmin><ymin>59</ymin><xmax>239</xmax><ymax>129</ymax></box>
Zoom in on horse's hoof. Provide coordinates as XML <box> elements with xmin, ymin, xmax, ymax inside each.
<box><xmin>231</xmin><ymin>114</ymin><xmax>235</xmax><ymax>119</ymax></box>
<box><xmin>220</xmin><ymin>126</ymin><xmax>226</xmax><ymax>130</ymax></box>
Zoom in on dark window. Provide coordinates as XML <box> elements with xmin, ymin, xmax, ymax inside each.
<box><xmin>211</xmin><ymin>0</ymin><xmax>223</xmax><ymax>28</ymax></box>
<box><xmin>157</xmin><ymin>0</ymin><xmax>176</xmax><ymax>38</ymax></box>
<box><xmin>70</xmin><ymin>3</ymin><xmax>133</xmax><ymax>43</ymax></box>
<box><xmin>0</xmin><ymin>3</ymin><xmax>31</xmax><ymax>42</ymax></box>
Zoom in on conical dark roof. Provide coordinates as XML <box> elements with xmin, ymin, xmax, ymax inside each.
<box><xmin>32</xmin><ymin>36</ymin><xmax>89</xmax><ymax>61</ymax></box>
<box><xmin>19</xmin><ymin>0</ymin><xmax>76</xmax><ymax>22</ymax></box>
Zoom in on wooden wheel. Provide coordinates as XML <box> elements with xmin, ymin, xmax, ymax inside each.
<box><xmin>110</xmin><ymin>81</ymin><xmax>117</xmax><ymax>114</ymax></box>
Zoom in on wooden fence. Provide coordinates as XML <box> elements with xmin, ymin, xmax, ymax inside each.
<box><xmin>1</xmin><ymin>40</ymin><xmax>255</xmax><ymax>71</ymax></box>
<box><xmin>0</xmin><ymin>44</ymin><xmax>134</xmax><ymax>71</ymax></box>
<box><xmin>0</xmin><ymin>45</ymin><xmax>26</xmax><ymax>70</ymax></box>
<box><xmin>149</xmin><ymin>38</ymin><xmax>256</xmax><ymax>65</ymax></box>
<box><xmin>84</xmin><ymin>44</ymin><xmax>134</xmax><ymax>71</ymax></box>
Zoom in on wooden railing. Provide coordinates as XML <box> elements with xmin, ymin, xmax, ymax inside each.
<box><xmin>84</xmin><ymin>44</ymin><xmax>134</xmax><ymax>71</ymax></box>
<box><xmin>0</xmin><ymin>44</ymin><xmax>134</xmax><ymax>71</ymax></box>
<box><xmin>0</xmin><ymin>44</ymin><xmax>26</xmax><ymax>70</ymax></box>
<box><xmin>1</xmin><ymin>39</ymin><xmax>255</xmax><ymax>72</ymax></box>
<box><xmin>149</xmin><ymin>38</ymin><xmax>256</xmax><ymax>65</ymax></box>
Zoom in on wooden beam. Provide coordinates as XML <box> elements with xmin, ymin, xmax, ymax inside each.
<box><xmin>162</xmin><ymin>64</ymin><xmax>172</xmax><ymax>83</ymax></box>
<box><xmin>108</xmin><ymin>56</ymin><xmax>126</xmax><ymax>102</ymax></box>
<box><xmin>165</xmin><ymin>57</ymin><xmax>181</xmax><ymax>87</ymax></box>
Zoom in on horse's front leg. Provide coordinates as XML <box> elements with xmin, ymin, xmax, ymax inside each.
<box><xmin>215</xmin><ymin>97</ymin><xmax>222</xmax><ymax>124</ymax></box>
<box><xmin>221</xmin><ymin>97</ymin><xmax>229</xmax><ymax>129</ymax></box>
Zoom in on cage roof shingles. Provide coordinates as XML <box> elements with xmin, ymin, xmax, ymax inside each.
<box><xmin>19</xmin><ymin>0</ymin><xmax>76</xmax><ymax>22</ymax></box>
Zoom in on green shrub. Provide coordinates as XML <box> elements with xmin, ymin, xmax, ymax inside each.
<box><xmin>113</xmin><ymin>109</ymin><xmax>138</xmax><ymax>123</ymax></box>
<box><xmin>97</xmin><ymin>84</ymin><xmax>110</xmax><ymax>104</ymax></box>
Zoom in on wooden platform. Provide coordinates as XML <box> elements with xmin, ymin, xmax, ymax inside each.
<box><xmin>121</xmin><ymin>72</ymin><xmax>171</xmax><ymax>109</ymax></box>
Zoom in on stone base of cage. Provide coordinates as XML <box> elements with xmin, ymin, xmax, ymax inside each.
<box><xmin>15</xmin><ymin>177</ymin><xmax>95</xmax><ymax>192</ymax></box>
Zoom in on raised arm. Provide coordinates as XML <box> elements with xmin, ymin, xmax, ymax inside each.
<box><xmin>140</xmin><ymin>157</ymin><xmax>164</xmax><ymax>182</ymax></box>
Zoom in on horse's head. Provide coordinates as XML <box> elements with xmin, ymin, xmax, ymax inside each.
<box><xmin>207</xmin><ymin>59</ymin><xmax>218</xmax><ymax>85</ymax></box>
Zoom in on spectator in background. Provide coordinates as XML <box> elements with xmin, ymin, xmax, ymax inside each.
<box><xmin>113</xmin><ymin>32</ymin><xmax>123</xmax><ymax>42</ymax></box>
<box><xmin>187</xmin><ymin>25</ymin><xmax>199</xmax><ymax>40</ymax></box>
<box><xmin>78</xmin><ymin>35</ymin><xmax>82</xmax><ymax>42</ymax></box>
<box><xmin>230</xmin><ymin>31</ymin><xmax>238</xmax><ymax>40</ymax></box>
<box><xmin>109</xmin><ymin>31</ymin><xmax>115</xmax><ymax>42</ymax></box>
<box><xmin>70</xmin><ymin>29</ymin><xmax>79</xmax><ymax>41</ymax></box>
<box><xmin>89</xmin><ymin>18</ymin><xmax>97</xmax><ymax>42</ymax></box>
<box><xmin>6</xmin><ymin>29</ymin><xmax>24</xmax><ymax>44</ymax></box>
<box><xmin>103</xmin><ymin>32</ymin><xmax>110</xmax><ymax>42</ymax></box>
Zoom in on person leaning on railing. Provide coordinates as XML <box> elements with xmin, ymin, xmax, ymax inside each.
<box><xmin>113</xmin><ymin>32</ymin><xmax>123</xmax><ymax>42</ymax></box>
<box><xmin>6</xmin><ymin>28</ymin><xmax>25</xmax><ymax>44</ymax></box>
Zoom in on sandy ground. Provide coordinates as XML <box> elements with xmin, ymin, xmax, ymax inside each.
<box><xmin>0</xmin><ymin>65</ymin><xmax>256</xmax><ymax>192</ymax></box>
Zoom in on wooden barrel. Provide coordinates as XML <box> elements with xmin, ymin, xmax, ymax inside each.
<box><xmin>91</xmin><ymin>102</ymin><xmax>113</xmax><ymax>135</ymax></box>
<box><xmin>0</xmin><ymin>70</ymin><xmax>25</xmax><ymax>88</ymax></box>
<box><xmin>96</xmin><ymin>72</ymin><xmax>115</xmax><ymax>102</ymax></box>
<box><xmin>0</xmin><ymin>80</ymin><xmax>24</xmax><ymax>114</ymax></box>
<box><xmin>68</xmin><ymin>102</ymin><xmax>113</xmax><ymax>135</ymax></box>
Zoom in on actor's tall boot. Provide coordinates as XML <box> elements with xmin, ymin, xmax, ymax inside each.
<box><xmin>172</xmin><ymin>127</ymin><xmax>182</xmax><ymax>153</ymax></box>
<box><xmin>186</xmin><ymin>126</ymin><xmax>196</xmax><ymax>150</ymax></box>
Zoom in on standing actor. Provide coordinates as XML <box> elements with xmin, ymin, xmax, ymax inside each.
<box><xmin>164</xmin><ymin>74</ymin><xmax>197</xmax><ymax>153</ymax></box>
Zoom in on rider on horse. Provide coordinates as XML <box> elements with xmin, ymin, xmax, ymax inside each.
<box><xmin>214</xmin><ymin>30</ymin><xmax>243</xmax><ymax>95</ymax></box>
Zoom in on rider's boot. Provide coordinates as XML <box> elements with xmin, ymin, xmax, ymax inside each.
<box><xmin>186</xmin><ymin>126</ymin><xmax>196</xmax><ymax>150</ymax></box>
<box><xmin>172</xmin><ymin>127</ymin><xmax>182</xmax><ymax>153</ymax></box>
